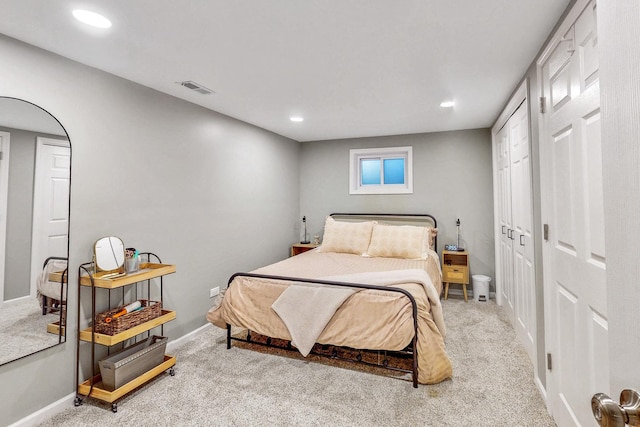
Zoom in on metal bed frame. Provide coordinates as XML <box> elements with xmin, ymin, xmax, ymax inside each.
<box><xmin>41</xmin><ymin>256</ymin><xmax>68</xmax><ymax>344</ymax></box>
<box><xmin>225</xmin><ymin>213</ymin><xmax>438</xmax><ymax>388</ymax></box>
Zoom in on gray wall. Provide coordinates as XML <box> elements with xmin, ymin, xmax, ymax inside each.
<box><xmin>300</xmin><ymin>129</ymin><xmax>495</xmax><ymax>281</ymax></box>
<box><xmin>2</xmin><ymin>127</ymin><xmax>35</xmax><ymax>301</ymax></box>
<box><xmin>0</xmin><ymin>35</ymin><xmax>300</xmax><ymax>425</ymax></box>
<box><xmin>1</xmin><ymin>127</ymin><xmax>67</xmax><ymax>301</ymax></box>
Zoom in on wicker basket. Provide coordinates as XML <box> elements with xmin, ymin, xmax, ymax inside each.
<box><xmin>94</xmin><ymin>299</ymin><xmax>162</xmax><ymax>335</ymax></box>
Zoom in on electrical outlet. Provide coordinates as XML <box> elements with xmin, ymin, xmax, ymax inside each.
<box><xmin>209</xmin><ymin>287</ymin><xmax>220</xmax><ymax>298</ymax></box>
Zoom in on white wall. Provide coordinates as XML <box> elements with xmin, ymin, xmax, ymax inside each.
<box><xmin>0</xmin><ymin>35</ymin><xmax>300</xmax><ymax>425</ymax></box>
<box><xmin>300</xmin><ymin>129</ymin><xmax>495</xmax><ymax>281</ymax></box>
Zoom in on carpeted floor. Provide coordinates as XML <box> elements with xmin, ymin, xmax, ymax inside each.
<box><xmin>38</xmin><ymin>298</ymin><xmax>556</xmax><ymax>426</ymax></box>
<box><xmin>0</xmin><ymin>297</ymin><xmax>63</xmax><ymax>366</ymax></box>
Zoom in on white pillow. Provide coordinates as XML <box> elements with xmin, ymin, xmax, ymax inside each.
<box><xmin>366</xmin><ymin>223</ymin><xmax>431</xmax><ymax>259</ymax></box>
<box><xmin>318</xmin><ymin>217</ymin><xmax>375</xmax><ymax>255</ymax></box>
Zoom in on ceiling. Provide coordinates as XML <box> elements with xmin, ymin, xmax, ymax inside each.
<box><xmin>0</xmin><ymin>0</ymin><xmax>570</xmax><ymax>142</ymax></box>
<box><xmin>0</xmin><ymin>97</ymin><xmax>67</xmax><ymax>136</ymax></box>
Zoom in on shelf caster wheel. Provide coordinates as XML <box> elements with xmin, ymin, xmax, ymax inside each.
<box><xmin>356</xmin><ymin>353</ymin><xmax>362</xmax><ymax>362</ymax></box>
<box><xmin>74</xmin><ymin>397</ymin><xmax>83</xmax><ymax>407</ymax></box>
<box><xmin>169</xmin><ymin>367</ymin><xmax>175</xmax><ymax>376</ymax></box>
<box><xmin>111</xmin><ymin>403</ymin><xmax>118</xmax><ymax>413</ymax></box>
<box><xmin>382</xmin><ymin>359</ymin><xmax>389</xmax><ymax>367</ymax></box>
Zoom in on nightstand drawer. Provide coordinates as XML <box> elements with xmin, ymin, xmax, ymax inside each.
<box><xmin>442</xmin><ymin>265</ymin><xmax>469</xmax><ymax>284</ymax></box>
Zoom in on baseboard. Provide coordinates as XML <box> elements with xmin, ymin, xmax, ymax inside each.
<box><xmin>11</xmin><ymin>322</ymin><xmax>215</xmax><ymax>426</ymax></box>
<box><xmin>9</xmin><ymin>392</ymin><xmax>75</xmax><ymax>427</ymax></box>
<box><xmin>445</xmin><ymin>288</ymin><xmax>496</xmax><ymax>302</ymax></box>
<box><xmin>535</xmin><ymin>376</ymin><xmax>553</xmax><ymax>416</ymax></box>
<box><xmin>166</xmin><ymin>322</ymin><xmax>213</xmax><ymax>352</ymax></box>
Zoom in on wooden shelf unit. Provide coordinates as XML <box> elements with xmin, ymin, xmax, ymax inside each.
<box><xmin>442</xmin><ymin>250</ymin><xmax>470</xmax><ymax>302</ymax></box>
<box><xmin>75</xmin><ymin>255</ymin><xmax>176</xmax><ymax>412</ymax></box>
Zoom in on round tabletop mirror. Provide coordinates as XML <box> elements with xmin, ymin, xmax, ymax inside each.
<box><xmin>94</xmin><ymin>236</ymin><xmax>126</xmax><ymax>273</ymax></box>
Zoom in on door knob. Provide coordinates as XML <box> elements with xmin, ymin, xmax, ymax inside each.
<box><xmin>592</xmin><ymin>389</ymin><xmax>640</xmax><ymax>426</ymax></box>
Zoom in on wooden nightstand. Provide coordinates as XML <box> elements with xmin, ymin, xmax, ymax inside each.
<box><xmin>442</xmin><ymin>250</ymin><xmax>470</xmax><ymax>302</ymax></box>
<box><xmin>290</xmin><ymin>243</ymin><xmax>319</xmax><ymax>257</ymax></box>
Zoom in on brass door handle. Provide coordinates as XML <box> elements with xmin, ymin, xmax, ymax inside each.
<box><xmin>592</xmin><ymin>389</ymin><xmax>640</xmax><ymax>426</ymax></box>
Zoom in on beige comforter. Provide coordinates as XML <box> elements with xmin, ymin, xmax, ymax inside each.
<box><xmin>207</xmin><ymin>249</ymin><xmax>452</xmax><ymax>384</ymax></box>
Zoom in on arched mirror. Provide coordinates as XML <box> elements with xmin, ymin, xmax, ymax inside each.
<box><xmin>0</xmin><ymin>97</ymin><xmax>71</xmax><ymax>366</ymax></box>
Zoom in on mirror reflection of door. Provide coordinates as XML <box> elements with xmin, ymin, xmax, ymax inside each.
<box><xmin>29</xmin><ymin>138</ymin><xmax>70</xmax><ymax>297</ymax></box>
<box><xmin>0</xmin><ymin>97</ymin><xmax>71</xmax><ymax>366</ymax></box>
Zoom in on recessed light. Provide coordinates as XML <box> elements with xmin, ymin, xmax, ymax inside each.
<box><xmin>290</xmin><ymin>116</ymin><xmax>304</xmax><ymax>122</ymax></box>
<box><xmin>72</xmin><ymin>10</ymin><xmax>112</xmax><ymax>28</ymax></box>
<box><xmin>440</xmin><ymin>101</ymin><xmax>455</xmax><ymax>108</ymax></box>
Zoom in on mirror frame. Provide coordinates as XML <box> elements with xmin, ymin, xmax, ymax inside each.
<box><xmin>0</xmin><ymin>96</ymin><xmax>72</xmax><ymax>366</ymax></box>
<box><xmin>93</xmin><ymin>236</ymin><xmax>126</xmax><ymax>277</ymax></box>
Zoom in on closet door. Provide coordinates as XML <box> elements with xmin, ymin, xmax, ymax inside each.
<box><xmin>496</xmin><ymin>125</ymin><xmax>515</xmax><ymax>324</ymax></box>
<box><xmin>492</xmin><ymin>82</ymin><xmax>536</xmax><ymax>371</ymax></box>
<box><xmin>509</xmin><ymin>101</ymin><xmax>536</xmax><ymax>363</ymax></box>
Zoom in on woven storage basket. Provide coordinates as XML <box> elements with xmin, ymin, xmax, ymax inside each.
<box><xmin>94</xmin><ymin>299</ymin><xmax>162</xmax><ymax>335</ymax></box>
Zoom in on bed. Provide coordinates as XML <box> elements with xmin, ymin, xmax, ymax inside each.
<box><xmin>37</xmin><ymin>257</ymin><xmax>68</xmax><ymax>315</ymax></box>
<box><xmin>207</xmin><ymin>213</ymin><xmax>453</xmax><ymax>386</ymax></box>
<box><xmin>36</xmin><ymin>256</ymin><xmax>68</xmax><ymax>341</ymax></box>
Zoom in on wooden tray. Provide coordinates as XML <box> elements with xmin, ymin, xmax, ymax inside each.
<box><xmin>47</xmin><ymin>321</ymin><xmax>65</xmax><ymax>336</ymax></box>
<box><xmin>79</xmin><ymin>263</ymin><xmax>176</xmax><ymax>289</ymax></box>
<box><xmin>78</xmin><ymin>355</ymin><xmax>175</xmax><ymax>403</ymax></box>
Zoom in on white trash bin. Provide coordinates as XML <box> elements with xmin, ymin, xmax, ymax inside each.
<box><xmin>472</xmin><ymin>275</ymin><xmax>491</xmax><ymax>302</ymax></box>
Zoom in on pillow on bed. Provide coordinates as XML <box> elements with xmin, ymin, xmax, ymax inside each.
<box><xmin>318</xmin><ymin>217</ymin><xmax>375</xmax><ymax>255</ymax></box>
<box><xmin>366</xmin><ymin>223</ymin><xmax>432</xmax><ymax>259</ymax></box>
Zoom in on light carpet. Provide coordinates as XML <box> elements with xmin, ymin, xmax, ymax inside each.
<box><xmin>38</xmin><ymin>298</ymin><xmax>555</xmax><ymax>426</ymax></box>
<box><xmin>0</xmin><ymin>297</ymin><xmax>62</xmax><ymax>366</ymax></box>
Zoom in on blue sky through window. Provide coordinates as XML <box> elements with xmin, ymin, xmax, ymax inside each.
<box><xmin>361</xmin><ymin>159</ymin><xmax>381</xmax><ymax>185</ymax></box>
<box><xmin>383</xmin><ymin>158</ymin><xmax>405</xmax><ymax>184</ymax></box>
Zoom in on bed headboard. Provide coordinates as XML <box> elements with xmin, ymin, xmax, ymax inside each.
<box><xmin>329</xmin><ymin>213</ymin><xmax>438</xmax><ymax>252</ymax></box>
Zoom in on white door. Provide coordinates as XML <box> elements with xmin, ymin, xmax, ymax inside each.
<box><xmin>509</xmin><ymin>101</ymin><xmax>537</xmax><ymax>364</ymax></box>
<box><xmin>30</xmin><ymin>137</ymin><xmax>70</xmax><ymax>297</ymax></box>
<box><xmin>539</xmin><ymin>1</ymin><xmax>606</xmax><ymax>425</ymax></box>
<box><xmin>496</xmin><ymin>124</ymin><xmax>515</xmax><ymax>324</ymax></box>
<box><xmin>0</xmin><ymin>131</ymin><xmax>9</xmax><ymax>304</ymax></box>
<box><xmin>599</xmin><ymin>0</ymin><xmax>640</xmax><ymax>410</ymax></box>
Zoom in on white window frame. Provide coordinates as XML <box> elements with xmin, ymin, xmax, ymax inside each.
<box><xmin>349</xmin><ymin>146</ymin><xmax>413</xmax><ymax>195</ymax></box>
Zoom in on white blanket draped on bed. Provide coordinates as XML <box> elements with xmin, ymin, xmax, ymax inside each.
<box><xmin>36</xmin><ymin>259</ymin><xmax>68</xmax><ymax>305</ymax></box>
<box><xmin>271</xmin><ymin>268</ymin><xmax>444</xmax><ymax>357</ymax></box>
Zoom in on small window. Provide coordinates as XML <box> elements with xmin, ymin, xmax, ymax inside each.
<box><xmin>349</xmin><ymin>146</ymin><xmax>413</xmax><ymax>194</ymax></box>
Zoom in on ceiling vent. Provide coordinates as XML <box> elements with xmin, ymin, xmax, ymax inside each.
<box><xmin>179</xmin><ymin>80</ymin><xmax>214</xmax><ymax>95</ymax></box>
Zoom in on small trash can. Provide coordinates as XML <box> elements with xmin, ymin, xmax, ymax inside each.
<box><xmin>472</xmin><ymin>275</ymin><xmax>491</xmax><ymax>302</ymax></box>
